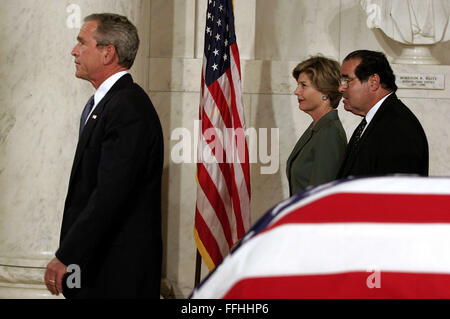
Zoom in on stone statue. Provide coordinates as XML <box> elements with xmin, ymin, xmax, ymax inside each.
<box><xmin>360</xmin><ymin>0</ymin><xmax>450</xmax><ymax>64</ymax></box>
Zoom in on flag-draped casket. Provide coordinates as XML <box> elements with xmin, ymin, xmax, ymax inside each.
<box><xmin>191</xmin><ymin>176</ymin><xmax>450</xmax><ymax>298</ymax></box>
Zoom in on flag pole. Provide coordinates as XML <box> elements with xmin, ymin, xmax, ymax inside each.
<box><xmin>194</xmin><ymin>249</ymin><xmax>202</xmax><ymax>287</ymax></box>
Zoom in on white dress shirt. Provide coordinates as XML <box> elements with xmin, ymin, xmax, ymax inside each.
<box><xmin>84</xmin><ymin>70</ymin><xmax>129</xmax><ymax>124</ymax></box>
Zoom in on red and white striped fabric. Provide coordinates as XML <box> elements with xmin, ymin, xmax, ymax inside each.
<box><xmin>194</xmin><ymin>0</ymin><xmax>251</xmax><ymax>271</ymax></box>
<box><xmin>191</xmin><ymin>176</ymin><xmax>450</xmax><ymax>298</ymax></box>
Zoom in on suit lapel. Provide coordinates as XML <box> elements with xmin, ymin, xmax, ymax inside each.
<box><xmin>68</xmin><ymin>74</ymin><xmax>133</xmax><ymax>187</ymax></box>
<box><xmin>286</xmin><ymin>123</ymin><xmax>313</xmax><ymax>181</ymax></box>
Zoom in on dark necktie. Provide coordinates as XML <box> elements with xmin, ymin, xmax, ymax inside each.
<box><xmin>79</xmin><ymin>95</ymin><xmax>95</xmax><ymax>136</ymax></box>
<box><xmin>348</xmin><ymin>117</ymin><xmax>367</xmax><ymax>158</ymax></box>
<box><xmin>338</xmin><ymin>117</ymin><xmax>367</xmax><ymax>178</ymax></box>
<box><xmin>352</xmin><ymin>117</ymin><xmax>367</xmax><ymax>148</ymax></box>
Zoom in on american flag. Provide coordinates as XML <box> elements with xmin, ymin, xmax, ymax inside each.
<box><xmin>194</xmin><ymin>0</ymin><xmax>251</xmax><ymax>271</ymax></box>
<box><xmin>191</xmin><ymin>176</ymin><xmax>450</xmax><ymax>298</ymax></box>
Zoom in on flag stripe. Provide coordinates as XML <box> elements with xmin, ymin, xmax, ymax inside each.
<box><xmin>229</xmin><ymin>51</ymin><xmax>251</xmax><ymax>196</ymax></box>
<box><xmin>230</xmin><ymin>43</ymin><xmax>241</xmax><ymax>77</ymax></box>
<box><xmin>199</xmin><ymin>112</ymin><xmax>238</xmax><ymax>243</ymax></box>
<box><xmin>207</xmin><ymin>80</ymin><xmax>232</xmax><ymax>129</ymax></box>
<box><xmin>197</xmin><ymin>163</ymin><xmax>233</xmax><ymax>248</ymax></box>
<box><xmin>200</xmin><ymin>108</ymin><xmax>233</xmax><ymax>195</ymax></box>
<box><xmin>230</xmin><ymin>159</ymin><xmax>250</xmax><ymax>237</ymax></box>
<box><xmin>227</xmin><ymin>68</ymin><xmax>251</xmax><ymax>195</ymax></box>
<box><xmin>227</xmin><ymin>46</ymin><xmax>250</xmax><ymax>238</ymax></box>
<box><xmin>229</xmin><ymin>165</ymin><xmax>245</xmax><ymax>238</ymax></box>
<box><xmin>192</xmin><ymin>222</ymin><xmax>450</xmax><ymax>298</ymax></box>
<box><xmin>268</xmin><ymin>177</ymin><xmax>450</xmax><ymax>227</ymax></box>
<box><xmin>195</xmin><ymin>176</ymin><xmax>230</xmax><ymax>258</ymax></box>
<box><xmin>195</xmin><ymin>207</ymin><xmax>223</xmax><ymax>268</ymax></box>
<box><xmin>264</xmin><ymin>193</ymin><xmax>450</xmax><ymax>235</ymax></box>
<box><xmin>196</xmin><ymin>172</ymin><xmax>229</xmax><ymax>256</ymax></box>
<box><xmin>223</xmin><ymin>272</ymin><xmax>450</xmax><ymax>299</ymax></box>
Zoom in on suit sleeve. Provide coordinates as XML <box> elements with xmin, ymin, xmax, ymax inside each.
<box><xmin>369</xmin><ymin>97</ymin><xmax>429</xmax><ymax>177</ymax></box>
<box><xmin>309</xmin><ymin>125</ymin><xmax>347</xmax><ymax>187</ymax></box>
<box><xmin>55</xmin><ymin>91</ymin><xmax>162</xmax><ymax>267</ymax></box>
<box><xmin>373</xmin><ymin>127</ymin><xmax>428</xmax><ymax>176</ymax></box>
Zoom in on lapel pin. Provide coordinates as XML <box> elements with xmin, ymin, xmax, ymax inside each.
<box><xmin>92</xmin><ymin>115</ymin><xmax>97</xmax><ymax>120</ymax></box>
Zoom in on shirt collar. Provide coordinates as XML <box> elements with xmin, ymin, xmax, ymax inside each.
<box><xmin>365</xmin><ymin>92</ymin><xmax>393</xmax><ymax>126</ymax></box>
<box><xmin>93</xmin><ymin>70</ymin><xmax>129</xmax><ymax>107</ymax></box>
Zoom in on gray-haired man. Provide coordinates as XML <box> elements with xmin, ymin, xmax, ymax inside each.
<box><xmin>45</xmin><ymin>13</ymin><xmax>163</xmax><ymax>298</ymax></box>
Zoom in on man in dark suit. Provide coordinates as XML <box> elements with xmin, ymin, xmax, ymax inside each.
<box><xmin>44</xmin><ymin>13</ymin><xmax>163</xmax><ymax>298</ymax></box>
<box><xmin>336</xmin><ymin>50</ymin><xmax>428</xmax><ymax>179</ymax></box>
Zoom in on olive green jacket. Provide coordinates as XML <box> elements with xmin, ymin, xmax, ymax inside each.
<box><xmin>286</xmin><ymin>110</ymin><xmax>347</xmax><ymax>196</ymax></box>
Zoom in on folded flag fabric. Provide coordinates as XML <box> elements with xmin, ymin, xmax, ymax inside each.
<box><xmin>190</xmin><ymin>176</ymin><xmax>450</xmax><ymax>299</ymax></box>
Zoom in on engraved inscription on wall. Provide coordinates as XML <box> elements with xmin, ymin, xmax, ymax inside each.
<box><xmin>396</xmin><ymin>73</ymin><xmax>445</xmax><ymax>90</ymax></box>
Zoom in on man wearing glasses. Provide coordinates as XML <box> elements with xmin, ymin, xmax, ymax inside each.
<box><xmin>336</xmin><ymin>50</ymin><xmax>428</xmax><ymax>179</ymax></box>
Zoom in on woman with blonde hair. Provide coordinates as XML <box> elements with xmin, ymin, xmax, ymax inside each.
<box><xmin>286</xmin><ymin>55</ymin><xmax>347</xmax><ymax>196</ymax></box>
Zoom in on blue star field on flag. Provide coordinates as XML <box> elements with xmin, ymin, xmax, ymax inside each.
<box><xmin>204</xmin><ymin>0</ymin><xmax>237</xmax><ymax>86</ymax></box>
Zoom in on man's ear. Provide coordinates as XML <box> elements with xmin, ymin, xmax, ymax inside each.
<box><xmin>369</xmin><ymin>74</ymin><xmax>381</xmax><ymax>91</ymax></box>
<box><xmin>102</xmin><ymin>45</ymin><xmax>117</xmax><ymax>65</ymax></box>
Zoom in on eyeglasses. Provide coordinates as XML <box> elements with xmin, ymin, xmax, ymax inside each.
<box><xmin>339</xmin><ymin>77</ymin><xmax>356</xmax><ymax>89</ymax></box>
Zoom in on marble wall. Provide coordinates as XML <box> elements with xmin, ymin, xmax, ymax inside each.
<box><xmin>1</xmin><ymin>0</ymin><xmax>449</xmax><ymax>298</ymax></box>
